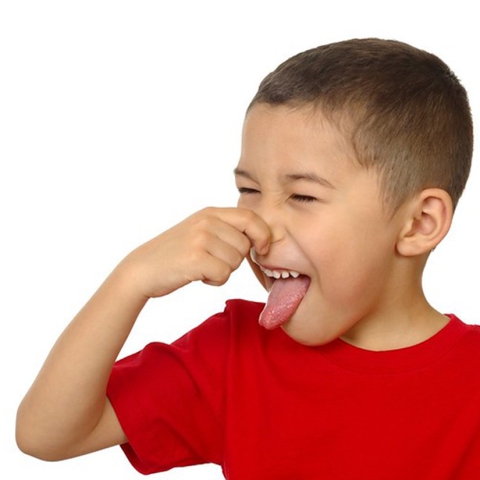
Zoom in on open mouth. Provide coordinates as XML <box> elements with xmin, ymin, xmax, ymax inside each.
<box><xmin>249</xmin><ymin>249</ymin><xmax>311</xmax><ymax>329</ymax></box>
<box><xmin>256</xmin><ymin>265</ymin><xmax>311</xmax><ymax>330</ymax></box>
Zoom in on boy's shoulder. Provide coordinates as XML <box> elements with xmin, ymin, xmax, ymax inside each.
<box><xmin>453</xmin><ymin>315</ymin><xmax>480</xmax><ymax>351</ymax></box>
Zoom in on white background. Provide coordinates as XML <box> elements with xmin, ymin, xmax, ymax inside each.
<box><xmin>1</xmin><ymin>1</ymin><xmax>479</xmax><ymax>478</ymax></box>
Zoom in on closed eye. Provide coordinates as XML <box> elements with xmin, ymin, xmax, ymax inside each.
<box><xmin>238</xmin><ymin>187</ymin><xmax>260</xmax><ymax>195</ymax></box>
<box><xmin>291</xmin><ymin>194</ymin><xmax>318</xmax><ymax>203</ymax></box>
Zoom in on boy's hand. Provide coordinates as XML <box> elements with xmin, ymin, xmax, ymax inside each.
<box><xmin>16</xmin><ymin>207</ymin><xmax>270</xmax><ymax>461</ymax></box>
<box><xmin>120</xmin><ymin>207</ymin><xmax>271</xmax><ymax>299</ymax></box>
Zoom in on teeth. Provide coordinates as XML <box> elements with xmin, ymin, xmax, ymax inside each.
<box><xmin>261</xmin><ymin>267</ymin><xmax>301</xmax><ymax>279</ymax></box>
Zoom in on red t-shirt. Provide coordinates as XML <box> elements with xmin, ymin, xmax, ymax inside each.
<box><xmin>107</xmin><ymin>300</ymin><xmax>480</xmax><ymax>479</ymax></box>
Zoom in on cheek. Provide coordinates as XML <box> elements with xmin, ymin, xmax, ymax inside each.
<box><xmin>293</xmin><ymin>220</ymin><xmax>347</xmax><ymax>269</ymax></box>
<box><xmin>321</xmin><ymin>237</ymin><xmax>394</xmax><ymax>310</ymax></box>
<box><xmin>237</xmin><ymin>193</ymin><xmax>258</xmax><ymax>211</ymax></box>
<box><xmin>299</xmin><ymin>219</ymin><xmax>390</xmax><ymax>292</ymax></box>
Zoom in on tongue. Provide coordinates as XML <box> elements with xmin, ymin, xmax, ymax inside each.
<box><xmin>259</xmin><ymin>276</ymin><xmax>311</xmax><ymax>330</ymax></box>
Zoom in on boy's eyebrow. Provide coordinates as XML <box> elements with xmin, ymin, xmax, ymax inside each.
<box><xmin>234</xmin><ymin>168</ymin><xmax>336</xmax><ymax>189</ymax></box>
<box><xmin>233</xmin><ymin>168</ymin><xmax>254</xmax><ymax>180</ymax></box>
<box><xmin>283</xmin><ymin>173</ymin><xmax>336</xmax><ymax>189</ymax></box>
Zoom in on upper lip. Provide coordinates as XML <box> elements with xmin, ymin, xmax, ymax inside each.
<box><xmin>250</xmin><ymin>250</ymin><xmax>302</xmax><ymax>279</ymax></box>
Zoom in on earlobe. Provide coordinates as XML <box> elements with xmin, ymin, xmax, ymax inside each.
<box><xmin>396</xmin><ymin>189</ymin><xmax>453</xmax><ymax>257</ymax></box>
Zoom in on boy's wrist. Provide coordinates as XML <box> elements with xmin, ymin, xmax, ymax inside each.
<box><xmin>109</xmin><ymin>258</ymin><xmax>152</xmax><ymax>306</ymax></box>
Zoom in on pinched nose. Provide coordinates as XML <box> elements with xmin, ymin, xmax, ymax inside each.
<box><xmin>253</xmin><ymin>203</ymin><xmax>287</xmax><ymax>245</ymax></box>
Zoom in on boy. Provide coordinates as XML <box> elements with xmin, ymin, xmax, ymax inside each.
<box><xmin>16</xmin><ymin>38</ymin><xmax>479</xmax><ymax>479</ymax></box>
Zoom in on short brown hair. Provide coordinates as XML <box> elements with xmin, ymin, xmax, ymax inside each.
<box><xmin>249</xmin><ymin>38</ymin><xmax>473</xmax><ymax>212</ymax></box>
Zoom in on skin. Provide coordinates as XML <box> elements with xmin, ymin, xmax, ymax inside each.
<box><xmin>16</xmin><ymin>102</ymin><xmax>452</xmax><ymax>462</ymax></box>
<box><xmin>16</xmin><ymin>207</ymin><xmax>271</xmax><ymax>460</ymax></box>
<box><xmin>236</xmin><ymin>104</ymin><xmax>452</xmax><ymax>348</ymax></box>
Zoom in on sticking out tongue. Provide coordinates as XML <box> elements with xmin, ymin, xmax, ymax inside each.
<box><xmin>259</xmin><ymin>275</ymin><xmax>311</xmax><ymax>330</ymax></box>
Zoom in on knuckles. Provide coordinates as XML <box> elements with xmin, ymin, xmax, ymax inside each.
<box><xmin>212</xmin><ymin>264</ymin><xmax>233</xmax><ymax>285</ymax></box>
<box><xmin>165</xmin><ymin>206</ymin><xmax>269</xmax><ymax>287</ymax></box>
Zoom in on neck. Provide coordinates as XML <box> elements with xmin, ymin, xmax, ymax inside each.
<box><xmin>341</xmin><ymin>303</ymin><xmax>449</xmax><ymax>351</ymax></box>
<box><xmin>341</xmin><ymin>260</ymin><xmax>448</xmax><ymax>351</ymax></box>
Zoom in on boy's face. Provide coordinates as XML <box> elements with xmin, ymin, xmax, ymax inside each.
<box><xmin>235</xmin><ymin>104</ymin><xmax>407</xmax><ymax>346</ymax></box>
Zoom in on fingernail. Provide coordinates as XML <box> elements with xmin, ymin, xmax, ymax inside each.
<box><xmin>258</xmin><ymin>245</ymin><xmax>269</xmax><ymax>256</ymax></box>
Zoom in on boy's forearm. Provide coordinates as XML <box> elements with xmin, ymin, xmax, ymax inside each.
<box><xmin>17</xmin><ymin>207</ymin><xmax>271</xmax><ymax>460</ymax></box>
<box><xmin>16</xmin><ymin>262</ymin><xmax>147</xmax><ymax>460</ymax></box>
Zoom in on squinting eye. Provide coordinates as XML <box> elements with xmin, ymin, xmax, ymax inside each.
<box><xmin>238</xmin><ymin>187</ymin><xmax>260</xmax><ymax>195</ymax></box>
<box><xmin>291</xmin><ymin>194</ymin><xmax>317</xmax><ymax>203</ymax></box>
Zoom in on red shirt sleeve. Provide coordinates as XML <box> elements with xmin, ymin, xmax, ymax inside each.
<box><xmin>106</xmin><ymin>304</ymin><xmax>232</xmax><ymax>474</ymax></box>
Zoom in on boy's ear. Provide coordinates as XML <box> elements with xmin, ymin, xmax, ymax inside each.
<box><xmin>396</xmin><ymin>188</ymin><xmax>453</xmax><ymax>257</ymax></box>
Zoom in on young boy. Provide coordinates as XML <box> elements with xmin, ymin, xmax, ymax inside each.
<box><xmin>17</xmin><ymin>38</ymin><xmax>479</xmax><ymax>479</ymax></box>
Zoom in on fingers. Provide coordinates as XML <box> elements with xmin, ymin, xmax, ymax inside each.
<box><xmin>125</xmin><ymin>207</ymin><xmax>272</xmax><ymax>298</ymax></box>
<box><xmin>208</xmin><ymin>231</ymin><xmax>249</xmax><ymax>268</ymax></box>
<box><xmin>184</xmin><ymin>207</ymin><xmax>271</xmax><ymax>287</ymax></box>
<box><xmin>203</xmin><ymin>207</ymin><xmax>272</xmax><ymax>256</ymax></box>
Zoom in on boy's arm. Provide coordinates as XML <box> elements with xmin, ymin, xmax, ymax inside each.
<box><xmin>16</xmin><ymin>207</ymin><xmax>270</xmax><ymax>461</ymax></box>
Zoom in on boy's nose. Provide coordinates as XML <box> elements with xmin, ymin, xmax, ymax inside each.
<box><xmin>254</xmin><ymin>203</ymin><xmax>286</xmax><ymax>245</ymax></box>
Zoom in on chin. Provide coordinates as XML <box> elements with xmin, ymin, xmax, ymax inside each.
<box><xmin>281</xmin><ymin>315</ymin><xmax>339</xmax><ymax>347</ymax></box>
